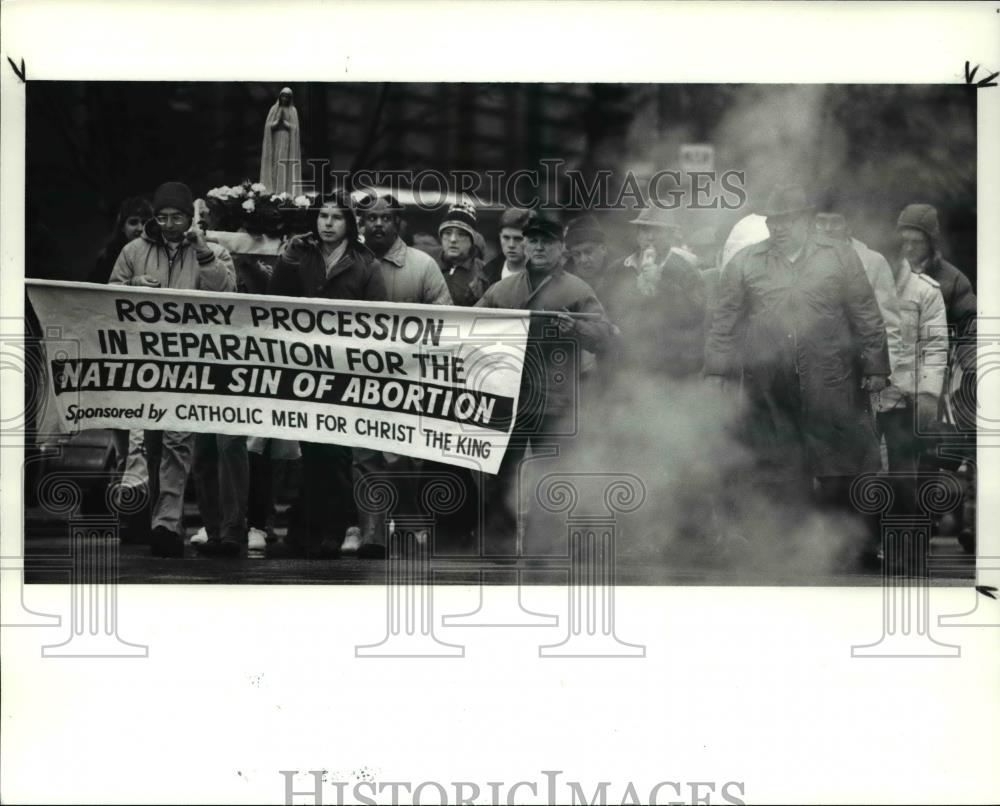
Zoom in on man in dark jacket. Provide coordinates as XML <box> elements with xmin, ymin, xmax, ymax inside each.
<box><xmin>424</xmin><ymin>200</ymin><xmax>489</xmax><ymax>306</ymax></box>
<box><xmin>603</xmin><ymin>206</ymin><xmax>706</xmax><ymax>380</ymax></box>
<box><xmin>475</xmin><ymin>211</ymin><xmax>613</xmax><ymax>554</ymax></box>
<box><xmin>266</xmin><ymin>193</ymin><xmax>387</xmax><ymax>559</ymax></box>
<box><xmin>564</xmin><ymin>215</ymin><xmax>613</xmax><ymax>300</ymax></box>
<box><xmin>415</xmin><ymin>201</ymin><xmax>491</xmax><ymax>548</ymax></box>
<box><xmin>896</xmin><ymin>202</ymin><xmax>977</xmax><ymax>547</ymax></box>
<box><xmin>483</xmin><ymin>207</ymin><xmax>531</xmax><ymax>287</ymax></box>
<box><xmin>705</xmin><ymin>186</ymin><xmax>890</xmax><ymax>561</ymax></box>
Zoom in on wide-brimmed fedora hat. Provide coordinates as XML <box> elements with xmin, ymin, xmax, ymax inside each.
<box><xmin>628</xmin><ymin>205</ymin><xmax>680</xmax><ymax>228</ymax></box>
<box><xmin>756</xmin><ymin>185</ymin><xmax>815</xmax><ymax>218</ymax></box>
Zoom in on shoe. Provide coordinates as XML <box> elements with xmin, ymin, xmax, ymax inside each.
<box><xmin>265</xmin><ymin>540</ymin><xmax>308</xmax><ymax>559</ymax></box>
<box><xmin>357</xmin><ymin>542</ymin><xmax>387</xmax><ymax>559</ymax></box>
<box><xmin>247</xmin><ymin>527</ymin><xmax>268</xmax><ymax>552</ymax></box>
<box><xmin>118</xmin><ymin>499</ymin><xmax>152</xmax><ymax>545</ymax></box>
<box><xmin>341</xmin><ymin>526</ymin><xmax>363</xmax><ymax>554</ymax></box>
<box><xmin>314</xmin><ymin>539</ymin><xmax>341</xmax><ymax>559</ymax></box>
<box><xmin>190</xmin><ymin>527</ymin><xmax>209</xmax><ymax>545</ymax></box>
<box><xmin>150</xmin><ymin>526</ymin><xmax>184</xmax><ymax>558</ymax></box>
<box><xmin>197</xmin><ymin>538</ymin><xmax>243</xmax><ymax>558</ymax></box>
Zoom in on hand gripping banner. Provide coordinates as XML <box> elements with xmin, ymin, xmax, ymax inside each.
<box><xmin>26</xmin><ymin>281</ymin><xmax>530</xmax><ymax>474</ymax></box>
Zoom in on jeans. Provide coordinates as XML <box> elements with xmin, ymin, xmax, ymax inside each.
<box><xmin>112</xmin><ymin>428</ymin><xmax>148</xmax><ymax>486</ymax></box>
<box><xmin>144</xmin><ymin>430</ymin><xmax>195</xmax><ymax>534</ymax></box>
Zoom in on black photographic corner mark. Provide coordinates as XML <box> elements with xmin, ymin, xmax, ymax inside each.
<box><xmin>965</xmin><ymin>61</ymin><xmax>998</xmax><ymax>88</ymax></box>
<box><xmin>6</xmin><ymin>57</ymin><xmax>25</xmax><ymax>82</ymax></box>
<box><xmin>975</xmin><ymin>586</ymin><xmax>997</xmax><ymax>601</ymax></box>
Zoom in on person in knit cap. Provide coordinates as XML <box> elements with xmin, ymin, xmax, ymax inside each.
<box><xmin>110</xmin><ymin>181</ymin><xmax>236</xmax><ymax>559</ymax></box>
<box><xmin>896</xmin><ymin>203</ymin><xmax>977</xmax><ymax>549</ymax></box>
<box><xmin>896</xmin><ymin>203</ymin><xmax>976</xmax><ymax>368</ymax></box>
<box><xmin>426</xmin><ymin>198</ymin><xmax>488</xmax><ymax>306</ymax></box>
<box><xmin>411</xmin><ymin>200</ymin><xmax>490</xmax><ymax>548</ymax></box>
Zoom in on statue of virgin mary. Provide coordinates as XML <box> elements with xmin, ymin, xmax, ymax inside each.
<box><xmin>260</xmin><ymin>87</ymin><xmax>302</xmax><ymax>195</ymax></box>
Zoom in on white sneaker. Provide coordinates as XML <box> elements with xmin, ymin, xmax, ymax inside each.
<box><xmin>247</xmin><ymin>527</ymin><xmax>267</xmax><ymax>552</ymax></box>
<box><xmin>190</xmin><ymin>527</ymin><xmax>209</xmax><ymax>545</ymax></box>
<box><xmin>341</xmin><ymin>526</ymin><xmax>363</xmax><ymax>554</ymax></box>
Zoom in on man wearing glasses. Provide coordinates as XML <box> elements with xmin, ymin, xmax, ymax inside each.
<box><xmin>110</xmin><ymin>181</ymin><xmax>236</xmax><ymax>558</ymax></box>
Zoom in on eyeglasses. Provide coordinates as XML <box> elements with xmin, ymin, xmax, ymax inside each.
<box><xmin>155</xmin><ymin>214</ymin><xmax>188</xmax><ymax>226</ymax></box>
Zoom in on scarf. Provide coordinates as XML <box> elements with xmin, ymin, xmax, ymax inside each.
<box><xmin>323</xmin><ymin>240</ymin><xmax>349</xmax><ymax>277</ymax></box>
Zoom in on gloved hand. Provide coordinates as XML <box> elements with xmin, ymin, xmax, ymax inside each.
<box><xmin>281</xmin><ymin>234</ymin><xmax>313</xmax><ymax>262</ymax></box>
<box><xmin>862</xmin><ymin>374</ymin><xmax>889</xmax><ymax>393</ymax></box>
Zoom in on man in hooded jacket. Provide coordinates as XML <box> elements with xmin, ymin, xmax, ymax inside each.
<box><xmin>110</xmin><ymin>181</ymin><xmax>237</xmax><ymax>558</ymax></box>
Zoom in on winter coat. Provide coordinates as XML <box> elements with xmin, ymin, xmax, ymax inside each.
<box><xmin>705</xmin><ymin>234</ymin><xmax>889</xmax><ymax>478</ymax></box>
<box><xmin>701</xmin><ymin>266</ymin><xmax>723</xmax><ymax>339</ymax></box>
<box><xmin>424</xmin><ymin>246</ymin><xmax>489</xmax><ymax>307</ymax></box>
<box><xmin>374</xmin><ymin>237</ymin><xmax>453</xmax><ymax>305</ymax></box>
<box><xmin>475</xmin><ymin>268</ymin><xmax>613</xmax><ymax>417</ymax></box>
<box><xmin>913</xmin><ymin>254</ymin><xmax>976</xmax><ymax>371</ymax></box>
<box><xmin>852</xmin><ymin>238</ymin><xmax>903</xmax><ymax>377</ymax></box>
<box><xmin>109</xmin><ymin>220</ymin><xmax>235</xmax><ymax>292</ymax></box>
<box><xmin>603</xmin><ymin>248</ymin><xmax>707</xmax><ymax>378</ymax></box>
<box><xmin>268</xmin><ymin>236</ymin><xmax>386</xmax><ymax>302</ymax></box>
<box><xmin>483</xmin><ymin>254</ymin><xmax>505</xmax><ymax>287</ymax></box>
<box><xmin>876</xmin><ymin>267</ymin><xmax>947</xmax><ymax>410</ymax></box>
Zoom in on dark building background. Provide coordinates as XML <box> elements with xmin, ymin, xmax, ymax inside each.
<box><xmin>25</xmin><ymin>82</ymin><xmax>976</xmax><ymax>284</ymax></box>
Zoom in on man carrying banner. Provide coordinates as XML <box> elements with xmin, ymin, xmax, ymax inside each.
<box><xmin>349</xmin><ymin>192</ymin><xmax>454</xmax><ymax>557</ymax></box>
<box><xmin>425</xmin><ymin>200</ymin><xmax>490</xmax><ymax>307</ymax></box>
<box><xmin>265</xmin><ymin>191</ymin><xmax>387</xmax><ymax>559</ymax></box>
<box><xmin>475</xmin><ymin>210</ymin><xmax>614</xmax><ymax>554</ymax></box>
<box><xmin>109</xmin><ymin>181</ymin><xmax>236</xmax><ymax>558</ymax></box>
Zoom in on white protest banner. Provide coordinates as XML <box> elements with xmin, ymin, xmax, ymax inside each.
<box><xmin>26</xmin><ymin>280</ymin><xmax>531</xmax><ymax>474</ymax></box>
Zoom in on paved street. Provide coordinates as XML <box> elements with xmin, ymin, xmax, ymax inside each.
<box><xmin>22</xmin><ymin>503</ymin><xmax>975</xmax><ymax>587</ymax></box>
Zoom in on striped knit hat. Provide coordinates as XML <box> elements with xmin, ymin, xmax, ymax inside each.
<box><xmin>438</xmin><ymin>199</ymin><xmax>478</xmax><ymax>239</ymax></box>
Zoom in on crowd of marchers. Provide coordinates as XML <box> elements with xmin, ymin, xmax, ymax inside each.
<box><xmin>85</xmin><ymin>179</ymin><xmax>976</xmax><ymax>571</ymax></box>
